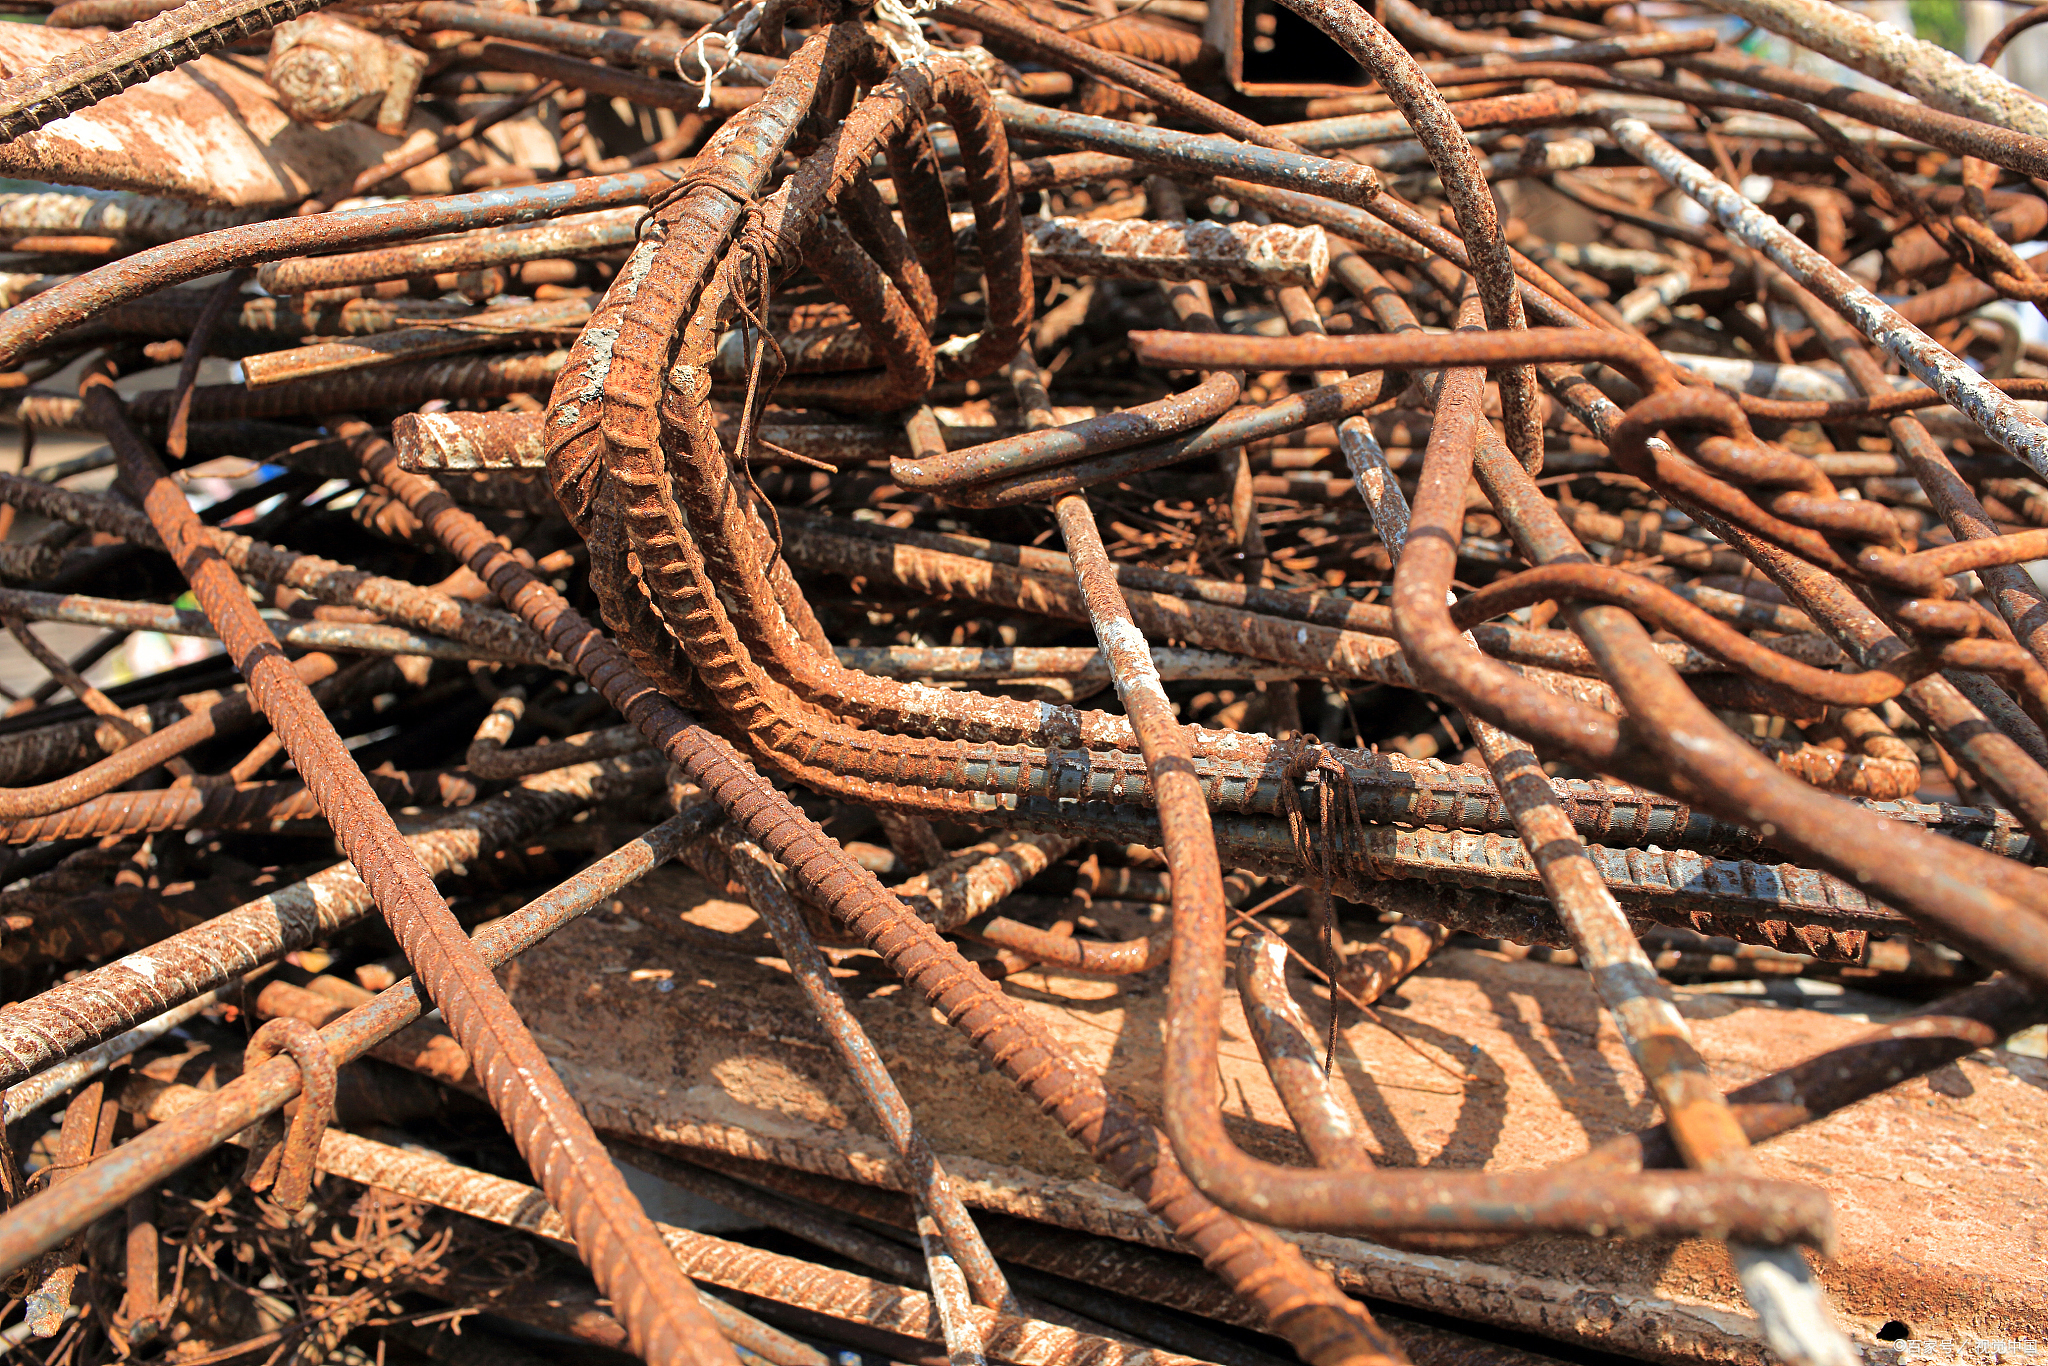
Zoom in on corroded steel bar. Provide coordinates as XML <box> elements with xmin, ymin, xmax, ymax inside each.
<box><xmin>390</xmin><ymin>455</ymin><xmax>1438</xmax><ymax>1366</ymax></box>
<box><xmin>1271</xmin><ymin>87</ymin><xmax>1581</xmax><ymax>150</ymax></box>
<box><xmin>835</xmin><ymin>645</ymin><xmax>1296</xmax><ymax>681</ymax></box>
<box><xmin>404</xmin><ymin>1</ymin><xmax>783</xmax><ymax>82</ymax></box>
<box><xmin>0</xmin><ymin>190</ymin><xmax>265</xmax><ymax>248</ymax></box>
<box><xmin>1601</xmin><ymin>112</ymin><xmax>2048</xmax><ymax>476</ymax></box>
<box><xmin>0</xmin><ymin>804</ymin><xmax>714</xmax><ymax>1294</ymax></box>
<box><xmin>238</xmin><ymin>296</ymin><xmax>590</xmax><ymax>389</ymax></box>
<box><xmin>0</xmin><ymin>770</ymin><xmax>459</xmax><ymax>844</ymax></box>
<box><xmin>0</xmin><ymin>170</ymin><xmax>684</xmax><ymax>369</ymax></box>
<box><xmin>255</xmin><ymin>208</ymin><xmax>643</xmax><ymax>296</ymax></box>
<box><xmin>0</xmin><ymin>654</ymin><xmax>340</xmax><ymax>819</ymax></box>
<box><xmin>0</xmin><ymin>7</ymin><xmax>2042</xmax><ymax>1357</ymax></box>
<box><xmin>0</xmin><ymin>0</ymin><xmax>341</xmax><ymax>140</ymax></box>
<box><xmin>1698</xmin><ymin>0</ymin><xmax>2048</xmax><ymax>137</ymax></box>
<box><xmin>1237</xmin><ymin>933</ymin><xmax>1373</xmax><ymax>1170</ymax></box>
<box><xmin>0</xmin><ymin>473</ymin><xmax>546</xmax><ymax>660</ymax></box>
<box><xmin>0</xmin><ymin>588</ymin><xmax>533</xmax><ymax>663</ymax></box>
<box><xmin>955</xmin><ymin>215</ymin><xmax>1329</xmax><ymax>290</ymax></box>
<box><xmin>6</xmin><ymin>352</ymin><xmax>569</xmax><ymax>427</ymax></box>
<box><xmin>0</xmin><ymin>757</ymin><xmax>657</xmax><ymax>1088</ymax></box>
<box><xmin>314</xmin><ymin>1129</ymin><xmax>1226</xmax><ymax>1366</ymax></box>
<box><xmin>1</xmin><ymin>986</ymin><xmax>228</xmax><ymax>1125</ymax></box>
<box><xmin>721</xmin><ymin>833</ymin><xmax>1014</xmax><ymax>1310</ymax></box>
<box><xmin>993</xmin><ymin>99</ymin><xmax>1383</xmax><ymax>208</ymax></box>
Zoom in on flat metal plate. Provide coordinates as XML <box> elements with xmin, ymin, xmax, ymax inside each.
<box><xmin>507</xmin><ymin>865</ymin><xmax>2048</xmax><ymax>1366</ymax></box>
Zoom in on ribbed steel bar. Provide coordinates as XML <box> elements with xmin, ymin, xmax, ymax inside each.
<box><xmin>0</xmin><ymin>758</ymin><xmax>652</xmax><ymax>1088</ymax></box>
<box><xmin>1408</xmin><ymin>277</ymin><xmax>1852</xmax><ymax>1366</ymax></box>
<box><xmin>256</xmin><ymin>208</ymin><xmax>645</xmax><ymax>295</ymax></box>
<box><xmin>0</xmin><ymin>587</ymin><xmax>534</xmax><ymax>663</ymax></box>
<box><xmin>1601</xmin><ymin>111</ymin><xmax>2048</xmax><ymax>476</ymax></box>
<box><xmin>719</xmin><ymin>830</ymin><xmax>1014</xmax><ymax>1311</ymax></box>
<box><xmin>0</xmin><ymin>805</ymin><xmax>713</xmax><ymax>1297</ymax></box>
<box><xmin>84</xmin><ymin>381</ymin><xmax>743</xmax><ymax>1366</ymax></box>
<box><xmin>0</xmin><ymin>7</ymin><xmax>2041</xmax><ymax>1358</ymax></box>
<box><xmin>386</xmin><ymin>455</ymin><xmax>1444</xmax><ymax>1366</ymax></box>
<box><xmin>0</xmin><ymin>0</ymin><xmax>340</xmax><ymax>140</ymax></box>
<box><xmin>313</xmin><ymin>1128</ymin><xmax>1228</xmax><ymax>1366</ymax></box>
<box><xmin>992</xmin><ymin>99</ymin><xmax>1382</xmax><ymax>208</ymax></box>
<box><xmin>0</xmin><ymin>169</ymin><xmax>685</xmax><ymax>369</ymax></box>
<box><xmin>1260</xmin><ymin>0</ymin><xmax>1545</xmax><ymax>473</ymax></box>
<box><xmin>0</xmin><ymin>470</ymin><xmax>543</xmax><ymax>654</ymax></box>
<box><xmin>1051</xmin><ymin>481</ymin><xmax>1828</xmax><ymax>1243</ymax></box>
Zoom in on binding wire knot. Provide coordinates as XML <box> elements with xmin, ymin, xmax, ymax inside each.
<box><xmin>1275</xmin><ymin>735</ymin><xmax>1367</xmax><ymax>889</ymax></box>
<box><xmin>676</xmin><ymin>29</ymin><xmax>738</xmax><ymax>109</ymax></box>
<box><xmin>647</xmin><ymin>150</ymin><xmax>755</xmax><ymax>219</ymax></box>
<box><xmin>872</xmin><ymin>0</ymin><xmax>939</xmax><ymax>70</ymax></box>
<box><xmin>728</xmin><ymin>197</ymin><xmax>803</xmax><ymax>467</ymax></box>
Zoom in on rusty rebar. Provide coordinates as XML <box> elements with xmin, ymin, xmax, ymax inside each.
<box><xmin>0</xmin><ymin>8</ymin><xmax>2041</xmax><ymax>1360</ymax></box>
<box><xmin>0</xmin><ymin>798</ymin><xmax>717</xmax><ymax>1308</ymax></box>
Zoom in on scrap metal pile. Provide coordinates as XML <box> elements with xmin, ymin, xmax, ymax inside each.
<box><xmin>0</xmin><ymin>0</ymin><xmax>2039</xmax><ymax>1360</ymax></box>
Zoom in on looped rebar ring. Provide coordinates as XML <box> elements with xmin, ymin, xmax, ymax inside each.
<box><xmin>240</xmin><ymin>1017</ymin><xmax>335</xmax><ymax>1213</ymax></box>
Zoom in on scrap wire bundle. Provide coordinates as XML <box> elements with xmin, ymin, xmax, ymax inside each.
<box><xmin>0</xmin><ymin>0</ymin><xmax>2034</xmax><ymax>1360</ymax></box>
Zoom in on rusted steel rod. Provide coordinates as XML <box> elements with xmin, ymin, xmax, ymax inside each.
<box><xmin>0</xmin><ymin>587</ymin><xmax>536</xmax><ymax>663</ymax></box>
<box><xmin>384</xmin><ymin>454</ymin><xmax>1430</xmax><ymax>1366</ymax></box>
<box><xmin>993</xmin><ymin>100</ymin><xmax>1383</xmax><ymax>207</ymax></box>
<box><xmin>1600</xmin><ymin>111</ymin><xmax>2048</xmax><ymax>473</ymax></box>
<box><xmin>1054</xmin><ymin>473</ymin><xmax>1834</xmax><ymax>1243</ymax></box>
<box><xmin>238</xmin><ymin>296</ymin><xmax>590</xmax><ymax>389</ymax></box>
<box><xmin>80</xmin><ymin>385</ymin><xmax>741</xmax><ymax>1365</ymax></box>
<box><xmin>1236</xmin><ymin>932</ymin><xmax>1373</xmax><ymax>1170</ymax></box>
<box><xmin>403</xmin><ymin>1</ymin><xmax>783</xmax><ymax>83</ymax></box>
<box><xmin>0</xmin><ymin>472</ymin><xmax>547</xmax><ymax>659</ymax></box>
<box><xmin>957</xmin><ymin>215</ymin><xmax>1329</xmax><ymax>291</ymax></box>
<box><xmin>0</xmin><ymin>802</ymin><xmax>715</xmax><ymax>1293</ymax></box>
<box><xmin>313</xmin><ymin>1129</ymin><xmax>1226</xmax><ymax>1366</ymax></box>
<box><xmin>0</xmin><ymin>6</ymin><xmax>2041</xmax><ymax>1357</ymax></box>
<box><xmin>0</xmin><ymin>769</ymin><xmax>461</xmax><ymax>845</ymax></box>
<box><xmin>0</xmin><ymin>653</ymin><xmax>334</xmax><ymax>819</ymax></box>
<box><xmin>0</xmin><ymin>756</ymin><xmax>655</xmax><ymax>1088</ymax></box>
<box><xmin>1408</xmin><ymin>280</ymin><xmax>1848</xmax><ymax>1361</ymax></box>
<box><xmin>256</xmin><ymin>207</ymin><xmax>643</xmax><ymax>296</ymax></box>
<box><xmin>0</xmin><ymin>0</ymin><xmax>339</xmax><ymax>140</ymax></box>
<box><xmin>720</xmin><ymin>832</ymin><xmax>1014</xmax><ymax>1310</ymax></box>
<box><xmin>0</xmin><ymin>169</ymin><xmax>685</xmax><ymax>369</ymax></box>
<box><xmin>1578</xmin><ymin>972</ymin><xmax>2046</xmax><ymax>1175</ymax></box>
<box><xmin>1</xmin><ymin>985</ymin><xmax>229</xmax><ymax>1126</ymax></box>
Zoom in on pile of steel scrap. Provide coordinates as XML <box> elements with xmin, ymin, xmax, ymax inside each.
<box><xmin>0</xmin><ymin>0</ymin><xmax>2037</xmax><ymax>1360</ymax></box>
